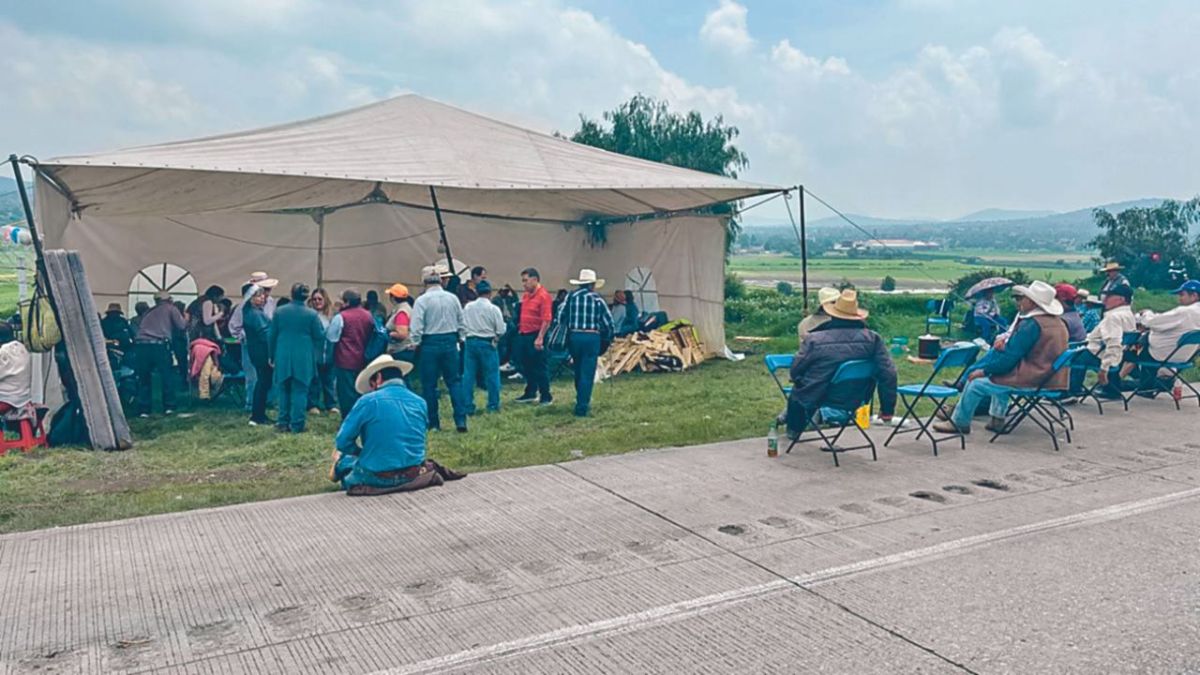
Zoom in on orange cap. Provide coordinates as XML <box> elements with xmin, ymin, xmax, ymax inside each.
<box><xmin>386</xmin><ymin>283</ymin><xmax>409</xmax><ymax>299</ymax></box>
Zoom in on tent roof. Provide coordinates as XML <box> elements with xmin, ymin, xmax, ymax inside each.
<box><xmin>40</xmin><ymin>95</ymin><xmax>782</xmax><ymax>221</ymax></box>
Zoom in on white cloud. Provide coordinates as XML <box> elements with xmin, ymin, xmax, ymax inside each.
<box><xmin>700</xmin><ymin>0</ymin><xmax>754</xmax><ymax>54</ymax></box>
<box><xmin>770</xmin><ymin>40</ymin><xmax>851</xmax><ymax>78</ymax></box>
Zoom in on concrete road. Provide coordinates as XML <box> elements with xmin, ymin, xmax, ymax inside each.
<box><xmin>2</xmin><ymin>397</ymin><xmax>1198</xmax><ymax>673</ymax></box>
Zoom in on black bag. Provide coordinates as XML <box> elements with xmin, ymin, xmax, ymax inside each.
<box><xmin>48</xmin><ymin>400</ymin><xmax>90</xmax><ymax>447</ymax></box>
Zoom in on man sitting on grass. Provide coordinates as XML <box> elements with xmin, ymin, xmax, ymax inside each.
<box><xmin>934</xmin><ymin>281</ymin><xmax>1069</xmax><ymax>434</ymax></box>
<box><xmin>330</xmin><ymin>355</ymin><xmax>465</xmax><ymax>496</ymax></box>
<box><xmin>785</xmin><ymin>290</ymin><xmax>898</xmax><ymax>439</ymax></box>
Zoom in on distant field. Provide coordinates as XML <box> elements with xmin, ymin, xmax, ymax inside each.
<box><xmin>730</xmin><ymin>249</ymin><xmax>1096</xmax><ymax>290</ymax></box>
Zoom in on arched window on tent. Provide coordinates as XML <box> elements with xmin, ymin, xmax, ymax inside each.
<box><xmin>128</xmin><ymin>263</ymin><xmax>198</xmax><ymax>314</ymax></box>
<box><xmin>624</xmin><ymin>267</ymin><xmax>660</xmax><ymax>314</ymax></box>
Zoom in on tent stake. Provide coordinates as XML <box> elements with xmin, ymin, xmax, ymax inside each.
<box><xmin>429</xmin><ymin>186</ymin><xmax>456</xmax><ymax>278</ymax></box>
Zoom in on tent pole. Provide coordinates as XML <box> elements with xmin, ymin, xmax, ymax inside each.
<box><xmin>8</xmin><ymin>155</ymin><xmax>49</xmax><ymax>284</ymax></box>
<box><xmin>799</xmin><ymin>185</ymin><xmax>809</xmax><ymax>313</ymax></box>
<box><xmin>429</xmin><ymin>186</ymin><xmax>455</xmax><ymax>276</ymax></box>
<box><xmin>313</xmin><ymin>210</ymin><xmax>326</xmax><ymax>287</ymax></box>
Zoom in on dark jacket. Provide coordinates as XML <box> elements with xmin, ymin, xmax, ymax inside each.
<box><xmin>989</xmin><ymin>314</ymin><xmax>1069</xmax><ymax>389</ymax></box>
<box><xmin>242</xmin><ymin>303</ymin><xmax>271</xmax><ymax>366</ymax></box>
<box><xmin>1061</xmin><ymin>308</ymin><xmax>1087</xmax><ymax>343</ymax></box>
<box><xmin>270</xmin><ymin>302</ymin><xmax>326</xmax><ymax>385</ymax></box>
<box><xmin>788</xmin><ymin>319</ymin><xmax>898</xmax><ymax>415</ymax></box>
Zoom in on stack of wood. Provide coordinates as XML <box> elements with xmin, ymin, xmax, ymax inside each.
<box><xmin>42</xmin><ymin>250</ymin><xmax>133</xmax><ymax>451</ymax></box>
<box><xmin>600</xmin><ymin>325</ymin><xmax>707</xmax><ymax>378</ymax></box>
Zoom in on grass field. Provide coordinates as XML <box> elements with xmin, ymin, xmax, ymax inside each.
<box><xmin>0</xmin><ymin>282</ymin><xmax>1188</xmax><ymax>533</ymax></box>
<box><xmin>730</xmin><ymin>249</ymin><xmax>1096</xmax><ymax>289</ymax></box>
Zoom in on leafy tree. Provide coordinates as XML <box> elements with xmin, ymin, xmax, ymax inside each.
<box><xmin>775</xmin><ymin>281</ymin><xmax>794</xmax><ymax>296</ymax></box>
<box><xmin>1089</xmin><ymin>198</ymin><xmax>1200</xmax><ymax>289</ymax></box>
<box><xmin>571</xmin><ymin>94</ymin><xmax>750</xmax><ymax>256</ymax></box>
<box><xmin>881</xmin><ymin>275</ymin><xmax>897</xmax><ymax>292</ymax></box>
<box><xmin>724</xmin><ymin>272</ymin><xmax>746</xmax><ymax>300</ymax></box>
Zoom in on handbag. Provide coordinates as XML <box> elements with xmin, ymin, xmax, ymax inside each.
<box><xmin>21</xmin><ymin>290</ymin><xmax>61</xmax><ymax>353</ymax></box>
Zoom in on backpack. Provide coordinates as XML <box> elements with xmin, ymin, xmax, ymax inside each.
<box><xmin>363</xmin><ymin>316</ymin><xmax>389</xmax><ymax>362</ymax></box>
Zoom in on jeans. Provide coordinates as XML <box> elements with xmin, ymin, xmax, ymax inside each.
<box><xmin>241</xmin><ymin>346</ymin><xmax>257</xmax><ymax>411</ymax></box>
<box><xmin>951</xmin><ymin>376</ymin><xmax>1012</xmax><ymax>430</ymax></box>
<box><xmin>418</xmin><ymin>333</ymin><xmax>468</xmax><ymax>429</ymax></box>
<box><xmin>462</xmin><ymin>337</ymin><xmax>500</xmax><ymax>414</ymax></box>
<box><xmin>335</xmin><ymin>367</ymin><xmax>360</xmax><ymax>417</ymax></box>
<box><xmin>513</xmin><ymin>332</ymin><xmax>551</xmax><ymax>402</ymax></box>
<box><xmin>568</xmin><ymin>331</ymin><xmax>602</xmax><ymax>416</ymax></box>
<box><xmin>250</xmin><ymin>357</ymin><xmax>273</xmax><ymax>423</ymax></box>
<box><xmin>135</xmin><ymin>342</ymin><xmax>175</xmax><ymax>414</ymax></box>
<box><xmin>276</xmin><ymin>377</ymin><xmax>311</xmax><ymax>432</ymax></box>
<box><xmin>308</xmin><ymin>362</ymin><xmax>336</xmax><ymax>411</ymax></box>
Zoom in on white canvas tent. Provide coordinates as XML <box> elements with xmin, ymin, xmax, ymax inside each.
<box><xmin>32</xmin><ymin>94</ymin><xmax>783</xmax><ymax>354</ymax></box>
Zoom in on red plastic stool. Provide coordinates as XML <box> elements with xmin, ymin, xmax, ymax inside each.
<box><xmin>0</xmin><ymin>408</ymin><xmax>48</xmax><ymax>455</ymax></box>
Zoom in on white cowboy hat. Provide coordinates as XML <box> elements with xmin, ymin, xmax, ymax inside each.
<box><xmin>822</xmin><ymin>289</ymin><xmax>869</xmax><ymax>320</ymax></box>
<box><xmin>816</xmin><ymin>287</ymin><xmax>840</xmax><ymax>306</ymax></box>
<box><xmin>354</xmin><ymin>355</ymin><xmax>414</xmax><ymax>395</ymax></box>
<box><xmin>569</xmin><ymin>269</ymin><xmax>605</xmax><ymax>289</ymax></box>
<box><xmin>1011</xmin><ymin>280</ymin><xmax>1064</xmax><ymax>316</ymax></box>
<box><xmin>246</xmin><ymin>271</ymin><xmax>279</xmax><ymax>289</ymax></box>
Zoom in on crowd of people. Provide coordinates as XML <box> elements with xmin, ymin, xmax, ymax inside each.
<box><xmin>785</xmin><ymin>264</ymin><xmax>1200</xmax><ymax>441</ymax></box>
<box><xmin>83</xmin><ymin>264</ymin><xmax>654</xmax><ymax>494</ymax></box>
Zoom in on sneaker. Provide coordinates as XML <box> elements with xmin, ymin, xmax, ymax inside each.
<box><xmin>329</xmin><ymin>407</ymin><xmax>340</xmax><ymax>416</ymax></box>
<box><xmin>935</xmin><ymin>404</ymin><xmax>955</xmax><ymax>421</ymax></box>
<box><xmin>248</xmin><ymin>420</ymin><xmax>260</xmax><ymax>427</ymax></box>
<box><xmin>138</xmin><ymin>413</ymin><xmax>150</xmax><ymax>419</ymax></box>
<box><xmin>515</xmin><ymin>395</ymin><xmax>538</xmax><ymax>404</ymax></box>
<box><xmin>308</xmin><ymin>407</ymin><xmax>321</xmax><ymax>415</ymax></box>
<box><xmin>539</xmin><ymin>398</ymin><xmax>554</xmax><ymax>406</ymax></box>
<box><xmin>164</xmin><ymin>409</ymin><xmax>175</xmax><ymax>416</ymax></box>
<box><xmin>508</xmin><ymin>373</ymin><xmax>524</xmax><ymax>381</ymax></box>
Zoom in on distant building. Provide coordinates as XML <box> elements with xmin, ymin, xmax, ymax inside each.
<box><xmin>833</xmin><ymin>239</ymin><xmax>940</xmax><ymax>252</ymax></box>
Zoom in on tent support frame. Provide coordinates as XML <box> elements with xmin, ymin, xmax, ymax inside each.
<box><xmin>312</xmin><ymin>209</ymin><xmax>326</xmax><ymax>287</ymax></box>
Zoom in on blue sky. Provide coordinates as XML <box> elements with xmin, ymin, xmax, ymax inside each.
<box><xmin>2</xmin><ymin>0</ymin><xmax>1197</xmax><ymax>222</ymax></box>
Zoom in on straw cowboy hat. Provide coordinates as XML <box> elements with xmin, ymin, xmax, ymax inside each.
<box><xmin>1011</xmin><ymin>280</ymin><xmax>1063</xmax><ymax>316</ymax></box>
<box><xmin>1101</xmin><ymin>261</ymin><xmax>1124</xmax><ymax>273</ymax></box>
<box><xmin>569</xmin><ymin>269</ymin><xmax>605</xmax><ymax>288</ymax></box>
<box><xmin>816</xmin><ymin>287</ymin><xmax>840</xmax><ymax>306</ymax></box>
<box><xmin>823</xmin><ymin>289</ymin><xmax>869</xmax><ymax>320</ymax></box>
<box><xmin>355</xmin><ymin>354</ymin><xmax>414</xmax><ymax>395</ymax></box>
<box><xmin>246</xmin><ymin>271</ymin><xmax>279</xmax><ymax>288</ymax></box>
<box><xmin>386</xmin><ymin>283</ymin><xmax>409</xmax><ymax>300</ymax></box>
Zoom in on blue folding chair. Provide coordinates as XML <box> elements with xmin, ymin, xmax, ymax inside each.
<box><xmin>1125</xmin><ymin>329</ymin><xmax>1200</xmax><ymax>410</ymax></box>
<box><xmin>1073</xmin><ymin>332</ymin><xmax>1139</xmax><ymax>414</ymax></box>
<box><xmin>884</xmin><ymin>343</ymin><xmax>980</xmax><ymax>455</ymax></box>
<box><xmin>765</xmin><ymin>353</ymin><xmax>794</xmax><ymax>400</ymax></box>
<box><xmin>990</xmin><ymin>347</ymin><xmax>1086</xmax><ymax>452</ymax></box>
<box><xmin>786</xmin><ymin>359</ymin><xmax>879</xmax><ymax>467</ymax></box>
<box><xmin>925</xmin><ymin>299</ymin><xmax>952</xmax><ymax>336</ymax></box>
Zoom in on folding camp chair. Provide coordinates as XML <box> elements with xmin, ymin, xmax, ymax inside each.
<box><xmin>989</xmin><ymin>347</ymin><xmax>1086</xmax><ymax>452</ymax></box>
<box><xmin>765</xmin><ymin>353</ymin><xmax>794</xmax><ymax>401</ymax></box>
<box><xmin>1124</xmin><ymin>329</ymin><xmax>1200</xmax><ymax>411</ymax></box>
<box><xmin>1073</xmin><ymin>332</ymin><xmax>1139</xmax><ymax>415</ymax></box>
<box><xmin>884</xmin><ymin>343</ymin><xmax>980</xmax><ymax>455</ymax></box>
<box><xmin>785</xmin><ymin>359</ymin><xmax>878</xmax><ymax>467</ymax></box>
<box><xmin>925</xmin><ymin>299</ymin><xmax>952</xmax><ymax>336</ymax></box>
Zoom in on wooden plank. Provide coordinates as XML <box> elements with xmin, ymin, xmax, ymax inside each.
<box><xmin>66</xmin><ymin>251</ymin><xmax>133</xmax><ymax>449</ymax></box>
<box><xmin>43</xmin><ymin>251</ymin><xmax>117</xmax><ymax>450</ymax></box>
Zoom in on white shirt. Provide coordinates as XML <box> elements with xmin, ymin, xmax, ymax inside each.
<box><xmin>1085</xmin><ymin>305</ymin><xmax>1136</xmax><ymax>370</ymax></box>
<box><xmin>462</xmin><ymin>297</ymin><xmax>507</xmax><ymax>341</ymax></box>
<box><xmin>0</xmin><ymin>341</ymin><xmax>33</xmax><ymax>408</ymax></box>
<box><xmin>1141</xmin><ymin>302</ymin><xmax>1200</xmax><ymax>362</ymax></box>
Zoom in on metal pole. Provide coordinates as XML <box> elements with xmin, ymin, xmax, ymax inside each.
<box><xmin>8</xmin><ymin>155</ymin><xmax>48</xmax><ymax>279</ymax></box>
<box><xmin>313</xmin><ymin>210</ymin><xmax>326</xmax><ymax>287</ymax></box>
<box><xmin>799</xmin><ymin>185</ymin><xmax>809</xmax><ymax>312</ymax></box>
<box><xmin>429</xmin><ymin>186</ymin><xmax>455</xmax><ymax>277</ymax></box>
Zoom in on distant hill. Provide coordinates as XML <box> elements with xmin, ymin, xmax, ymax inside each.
<box><xmin>953</xmin><ymin>208</ymin><xmax>1056</xmax><ymax>222</ymax></box>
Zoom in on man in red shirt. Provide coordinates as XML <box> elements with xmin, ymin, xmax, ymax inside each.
<box><xmin>515</xmin><ymin>267</ymin><xmax>554</xmax><ymax>404</ymax></box>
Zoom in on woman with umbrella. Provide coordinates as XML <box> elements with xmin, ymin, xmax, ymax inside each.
<box><xmin>966</xmin><ymin>277</ymin><xmax>1013</xmax><ymax>342</ymax></box>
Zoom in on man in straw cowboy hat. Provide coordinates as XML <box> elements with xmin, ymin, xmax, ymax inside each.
<box><xmin>934</xmin><ymin>280</ymin><xmax>1069</xmax><ymax>435</ymax></box>
<box><xmin>329</xmin><ymin>355</ymin><xmax>466</xmax><ymax>496</ymax></box>
<box><xmin>1099</xmin><ymin>261</ymin><xmax>1130</xmax><ymax>299</ymax></box>
<box><xmin>797</xmin><ymin>287</ymin><xmax>840</xmax><ymax>349</ymax></box>
<box><xmin>556</xmin><ymin>269</ymin><xmax>614</xmax><ymax>417</ymax></box>
<box><xmin>785</xmin><ymin>289</ymin><xmax>898</xmax><ymax>439</ymax></box>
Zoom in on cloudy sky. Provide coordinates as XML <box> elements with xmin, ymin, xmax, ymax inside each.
<box><xmin>3</xmin><ymin>0</ymin><xmax>1197</xmax><ymax>221</ymax></box>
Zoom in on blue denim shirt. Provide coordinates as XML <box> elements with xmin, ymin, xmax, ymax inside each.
<box><xmin>335</xmin><ymin>380</ymin><xmax>428</xmax><ymax>473</ymax></box>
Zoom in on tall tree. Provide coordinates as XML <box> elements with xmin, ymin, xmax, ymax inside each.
<box><xmin>571</xmin><ymin>94</ymin><xmax>750</xmax><ymax>255</ymax></box>
<box><xmin>1089</xmin><ymin>198</ymin><xmax>1200</xmax><ymax>289</ymax></box>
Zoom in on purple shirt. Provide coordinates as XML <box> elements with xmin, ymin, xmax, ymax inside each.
<box><xmin>135</xmin><ymin>302</ymin><xmax>186</xmax><ymax>342</ymax></box>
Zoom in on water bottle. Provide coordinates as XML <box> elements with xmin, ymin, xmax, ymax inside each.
<box><xmin>767</xmin><ymin>423</ymin><xmax>779</xmax><ymax>458</ymax></box>
<box><xmin>1173</xmin><ymin>385</ymin><xmax>1183</xmax><ymax>403</ymax></box>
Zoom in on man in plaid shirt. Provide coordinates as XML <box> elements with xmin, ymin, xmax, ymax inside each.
<box><xmin>557</xmin><ymin>269</ymin><xmax>614</xmax><ymax>417</ymax></box>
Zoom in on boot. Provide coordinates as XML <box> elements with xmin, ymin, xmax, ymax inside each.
<box><xmin>985</xmin><ymin>416</ymin><xmax>1007</xmax><ymax>433</ymax></box>
<box><xmin>932</xmin><ymin>419</ymin><xmax>968</xmax><ymax>434</ymax></box>
<box><xmin>935</xmin><ymin>403</ymin><xmax>955</xmax><ymax>421</ymax></box>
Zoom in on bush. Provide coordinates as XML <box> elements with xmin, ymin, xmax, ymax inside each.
<box><xmin>724</xmin><ymin>272</ymin><xmax>746</xmax><ymax>300</ymax></box>
<box><xmin>881</xmin><ymin>275</ymin><xmax>897</xmax><ymax>292</ymax></box>
<box><xmin>775</xmin><ymin>281</ymin><xmax>794</xmax><ymax>296</ymax></box>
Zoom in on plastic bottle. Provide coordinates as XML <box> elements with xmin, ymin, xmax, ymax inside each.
<box><xmin>767</xmin><ymin>423</ymin><xmax>779</xmax><ymax>458</ymax></box>
<box><xmin>1173</xmin><ymin>384</ymin><xmax>1183</xmax><ymax>403</ymax></box>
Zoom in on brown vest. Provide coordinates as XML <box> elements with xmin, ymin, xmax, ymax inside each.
<box><xmin>993</xmin><ymin>315</ymin><xmax>1069</xmax><ymax>390</ymax></box>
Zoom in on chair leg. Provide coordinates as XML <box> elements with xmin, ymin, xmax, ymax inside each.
<box><xmin>883</xmin><ymin>394</ymin><xmax>918</xmax><ymax>448</ymax></box>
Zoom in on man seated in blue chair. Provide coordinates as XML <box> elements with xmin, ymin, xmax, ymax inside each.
<box><xmin>1129</xmin><ymin>279</ymin><xmax>1200</xmax><ymax>393</ymax></box>
<box><xmin>330</xmin><ymin>355</ymin><xmax>466</xmax><ymax>496</ymax></box>
<box><xmin>785</xmin><ymin>290</ymin><xmax>898</xmax><ymax>440</ymax></box>
<box><xmin>934</xmin><ymin>281</ymin><xmax>1068</xmax><ymax>435</ymax></box>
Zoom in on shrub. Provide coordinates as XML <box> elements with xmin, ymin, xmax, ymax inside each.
<box><xmin>881</xmin><ymin>275</ymin><xmax>897</xmax><ymax>292</ymax></box>
<box><xmin>775</xmin><ymin>281</ymin><xmax>794</xmax><ymax>296</ymax></box>
<box><xmin>724</xmin><ymin>272</ymin><xmax>746</xmax><ymax>300</ymax></box>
